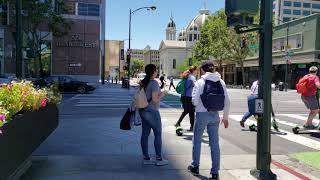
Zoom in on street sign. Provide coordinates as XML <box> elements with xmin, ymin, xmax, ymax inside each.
<box><xmin>249</xmin><ymin>44</ymin><xmax>257</xmax><ymax>49</ymax></box>
<box><xmin>255</xmin><ymin>99</ymin><xmax>264</xmax><ymax>114</ymax></box>
<box><xmin>298</xmin><ymin>64</ymin><xmax>306</xmax><ymax>68</ymax></box>
<box><xmin>127</xmin><ymin>48</ymin><xmax>131</xmax><ymax>55</ymax></box>
<box><xmin>287</xmin><ymin>50</ymin><xmax>294</xmax><ymax>57</ymax></box>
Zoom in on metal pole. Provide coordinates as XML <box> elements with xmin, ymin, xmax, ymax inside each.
<box><xmin>119</xmin><ymin>41</ymin><xmax>121</xmax><ymax>80</ymax></box>
<box><xmin>100</xmin><ymin>0</ymin><xmax>106</xmax><ymax>85</ymax></box>
<box><xmin>250</xmin><ymin>0</ymin><xmax>276</xmax><ymax>179</ymax></box>
<box><xmin>16</xmin><ymin>0</ymin><xmax>22</xmax><ymax>78</ymax></box>
<box><xmin>285</xmin><ymin>26</ymin><xmax>289</xmax><ymax>92</ymax></box>
<box><xmin>128</xmin><ymin>9</ymin><xmax>131</xmax><ymax>89</ymax></box>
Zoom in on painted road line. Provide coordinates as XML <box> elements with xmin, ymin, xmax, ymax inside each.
<box><xmin>76</xmin><ymin>104</ymin><xmax>131</xmax><ymax>107</ymax></box>
<box><xmin>229</xmin><ymin>115</ymin><xmax>320</xmax><ymax>151</ymax></box>
<box><xmin>279</xmin><ymin>114</ymin><xmax>320</xmax><ymax>124</ymax></box>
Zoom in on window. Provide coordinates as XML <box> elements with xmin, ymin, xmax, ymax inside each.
<box><xmin>283</xmin><ymin>9</ymin><xmax>291</xmax><ymax>14</ymax></box>
<box><xmin>303</xmin><ymin>10</ymin><xmax>311</xmax><ymax>16</ymax></box>
<box><xmin>78</xmin><ymin>3</ymin><xmax>100</xmax><ymax>16</ymax></box>
<box><xmin>193</xmin><ymin>34</ymin><xmax>197</xmax><ymax>41</ymax></box>
<box><xmin>293</xmin><ymin>2</ymin><xmax>301</xmax><ymax>7</ymax></box>
<box><xmin>313</xmin><ymin>11</ymin><xmax>320</xmax><ymax>14</ymax></box>
<box><xmin>303</xmin><ymin>3</ymin><xmax>311</xmax><ymax>8</ymax></box>
<box><xmin>312</xmin><ymin>4</ymin><xmax>320</xmax><ymax>9</ymax></box>
<box><xmin>284</xmin><ymin>1</ymin><xmax>292</xmax><ymax>6</ymax></box>
<box><xmin>189</xmin><ymin>34</ymin><xmax>192</xmax><ymax>41</ymax></box>
<box><xmin>293</xmin><ymin>10</ymin><xmax>301</xmax><ymax>15</ymax></box>
<box><xmin>283</xmin><ymin>17</ymin><xmax>291</xmax><ymax>22</ymax></box>
<box><xmin>173</xmin><ymin>59</ymin><xmax>176</xmax><ymax>69</ymax></box>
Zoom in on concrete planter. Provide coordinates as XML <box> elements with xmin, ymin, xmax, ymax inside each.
<box><xmin>0</xmin><ymin>104</ymin><xmax>59</xmax><ymax>180</ymax></box>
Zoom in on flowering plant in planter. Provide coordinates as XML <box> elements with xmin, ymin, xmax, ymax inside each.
<box><xmin>0</xmin><ymin>81</ymin><xmax>61</xmax><ymax>128</ymax></box>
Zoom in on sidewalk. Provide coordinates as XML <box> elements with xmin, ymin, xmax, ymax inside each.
<box><xmin>25</xmin><ymin>86</ymin><xmax>319</xmax><ymax>180</ymax></box>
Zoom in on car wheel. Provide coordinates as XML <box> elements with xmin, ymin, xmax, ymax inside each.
<box><xmin>77</xmin><ymin>86</ymin><xmax>86</xmax><ymax>94</ymax></box>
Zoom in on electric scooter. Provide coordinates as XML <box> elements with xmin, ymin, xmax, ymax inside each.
<box><xmin>292</xmin><ymin>92</ymin><xmax>320</xmax><ymax>134</ymax></box>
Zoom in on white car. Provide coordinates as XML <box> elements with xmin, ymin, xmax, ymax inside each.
<box><xmin>137</xmin><ymin>73</ymin><xmax>146</xmax><ymax>81</ymax></box>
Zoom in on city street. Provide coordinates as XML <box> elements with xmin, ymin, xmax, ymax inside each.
<box><xmin>25</xmin><ymin>85</ymin><xmax>320</xmax><ymax>180</ymax></box>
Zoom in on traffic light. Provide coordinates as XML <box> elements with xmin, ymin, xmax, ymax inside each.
<box><xmin>225</xmin><ymin>0</ymin><xmax>259</xmax><ymax>17</ymax></box>
<box><xmin>225</xmin><ymin>0</ymin><xmax>258</xmax><ymax>27</ymax></box>
<box><xmin>240</xmin><ymin>36</ymin><xmax>247</xmax><ymax>48</ymax></box>
<box><xmin>1</xmin><ymin>2</ymin><xmax>8</xmax><ymax>25</ymax></box>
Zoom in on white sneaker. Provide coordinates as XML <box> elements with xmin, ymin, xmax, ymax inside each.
<box><xmin>143</xmin><ymin>158</ymin><xmax>155</xmax><ymax>165</ymax></box>
<box><xmin>155</xmin><ymin>158</ymin><xmax>169</xmax><ymax>166</ymax></box>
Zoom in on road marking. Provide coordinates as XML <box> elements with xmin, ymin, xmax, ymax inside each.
<box><xmin>279</xmin><ymin>114</ymin><xmax>320</xmax><ymax>124</ymax></box>
<box><xmin>76</xmin><ymin>104</ymin><xmax>130</xmax><ymax>107</ymax></box>
<box><xmin>229</xmin><ymin>115</ymin><xmax>320</xmax><ymax>150</ymax></box>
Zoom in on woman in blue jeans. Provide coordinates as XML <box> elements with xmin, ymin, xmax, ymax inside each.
<box><xmin>139</xmin><ymin>64</ymin><xmax>168</xmax><ymax>166</ymax></box>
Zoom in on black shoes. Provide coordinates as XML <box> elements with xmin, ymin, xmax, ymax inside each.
<box><xmin>240</xmin><ymin>120</ymin><xmax>245</xmax><ymax>128</ymax></box>
<box><xmin>188</xmin><ymin>165</ymin><xmax>199</xmax><ymax>175</ymax></box>
<box><xmin>211</xmin><ymin>174</ymin><xmax>219</xmax><ymax>180</ymax></box>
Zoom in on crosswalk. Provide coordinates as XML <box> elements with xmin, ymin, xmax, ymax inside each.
<box><xmin>67</xmin><ymin>90</ymin><xmax>320</xmax><ymax>151</ymax></box>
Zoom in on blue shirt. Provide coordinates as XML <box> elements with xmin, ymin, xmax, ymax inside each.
<box><xmin>184</xmin><ymin>75</ymin><xmax>196</xmax><ymax>97</ymax></box>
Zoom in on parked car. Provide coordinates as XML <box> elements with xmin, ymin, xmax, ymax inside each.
<box><xmin>41</xmin><ymin>76</ymin><xmax>95</xmax><ymax>93</ymax></box>
<box><xmin>0</xmin><ymin>75</ymin><xmax>17</xmax><ymax>84</ymax></box>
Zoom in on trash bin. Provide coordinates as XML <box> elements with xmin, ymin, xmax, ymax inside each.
<box><xmin>122</xmin><ymin>77</ymin><xmax>129</xmax><ymax>88</ymax></box>
<box><xmin>278</xmin><ymin>82</ymin><xmax>284</xmax><ymax>91</ymax></box>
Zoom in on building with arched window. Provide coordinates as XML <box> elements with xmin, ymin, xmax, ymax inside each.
<box><xmin>159</xmin><ymin>7</ymin><xmax>210</xmax><ymax>77</ymax></box>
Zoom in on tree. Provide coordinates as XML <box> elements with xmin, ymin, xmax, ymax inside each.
<box><xmin>194</xmin><ymin>10</ymin><xmax>233</xmax><ymax>73</ymax></box>
<box><xmin>9</xmin><ymin>0</ymin><xmax>72</xmax><ymax>77</ymax></box>
<box><xmin>177</xmin><ymin>57</ymin><xmax>201</xmax><ymax>73</ymax></box>
<box><xmin>131</xmin><ymin>59</ymin><xmax>144</xmax><ymax>77</ymax></box>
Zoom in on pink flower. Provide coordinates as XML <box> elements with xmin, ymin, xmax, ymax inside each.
<box><xmin>0</xmin><ymin>114</ymin><xmax>5</xmax><ymax>122</ymax></box>
<box><xmin>41</xmin><ymin>98</ymin><xmax>48</xmax><ymax>107</ymax></box>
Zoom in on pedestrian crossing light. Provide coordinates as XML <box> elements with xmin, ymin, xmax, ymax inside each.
<box><xmin>240</xmin><ymin>36</ymin><xmax>248</xmax><ymax>48</ymax></box>
<box><xmin>225</xmin><ymin>0</ymin><xmax>259</xmax><ymax>27</ymax></box>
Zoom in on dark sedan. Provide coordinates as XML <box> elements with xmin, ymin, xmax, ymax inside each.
<box><xmin>34</xmin><ymin>76</ymin><xmax>95</xmax><ymax>94</ymax></box>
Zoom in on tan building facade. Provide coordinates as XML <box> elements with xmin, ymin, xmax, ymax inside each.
<box><xmin>52</xmin><ymin>0</ymin><xmax>102</xmax><ymax>82</ymax></box>
<box><xmin>143</xmin><ymin>48</ymin><xmax>160</xmax><ymax>70</ymax></box>
<box><xmin>105</xmin><ymin>40</ymin><xmax>125</xmax><ymax>79</ymax></box>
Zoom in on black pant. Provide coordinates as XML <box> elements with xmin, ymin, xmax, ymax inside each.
<box><xmin>169</xmin><ymin>83</ymin><xmax>175</xmax><ymax>90</ymax></box>
<box><xmin>176</xmin><ymin>96</ymin><xmax>195</xmax><ymax>128</ymax></box>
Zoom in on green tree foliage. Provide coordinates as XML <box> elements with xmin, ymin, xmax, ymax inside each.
<box><xmin>131</xmin><ymin>59</ymin><xmax>144</xmax><ymax>77</ymax></box>
<box><xmin>177</xmin><ymin>57</ymin><xmax>201</xmax><ymax>73</ymax></box>
<box><xmin>9</xmin><ymin>0</ymin><xmax>72</xmax><ymax>77</ymax></box>
<box><xmin>194</xmin><ymin>9</ymin><xmax>259</xmax><ymax>85</ymax></box>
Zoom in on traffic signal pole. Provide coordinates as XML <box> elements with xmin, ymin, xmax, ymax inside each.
<box><xmin>250</xmin><ymin>0</ymin><xmax>277</xmax><ymax>179</ymax></box>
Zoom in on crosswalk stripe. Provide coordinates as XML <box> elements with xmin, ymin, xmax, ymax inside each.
<box><xmin>279</xmin><ymin>114</ymin><xmax>320</xmax><ymax>124</ymax></box>
<box><xmin>76</xmin><ymin>104</ymin><xmax>130</xmax><ymax>107</ymax></box>
<box><xmin>229</xmin><ymin>115</ymin><xmax>320</xmax><ymax>150</ymax></box>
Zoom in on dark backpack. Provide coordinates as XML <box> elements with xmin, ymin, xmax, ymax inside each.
<box><xmin>200</xmin><ymin>80</ymin><xmax>225</xmax><ymax>112</ymax></box>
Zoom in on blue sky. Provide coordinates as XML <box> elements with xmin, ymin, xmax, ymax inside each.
<box><xmin>106</xmin><ymin>0</ymin><xmax>225</xmax><ymax>50</ymax></box>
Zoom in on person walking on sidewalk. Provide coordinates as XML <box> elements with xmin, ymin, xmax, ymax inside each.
<box><xmin>139</xmin><ymin>64</ymin><xmax>168</xmax><ymax>166</ymax></box>
<box><xmin>169</xmin><ymin>76</ymin><xmax>176</xmax><ymax>90</ymax></box>
<box><xmin>115</xmin><ymin>76</ymin><xmax>118</xmax><ymax>85</ymax></box>
<box><xmin>159</xmin><ymin>74</ymin><xmax>166</xmax><ymax>89</ymax></box>
<box><xmin>175</xmin><ymin>66</ymin><xmax>198</xmax><ymax>131</ymax></box>
<box><xmin>188</xmin><ymin>61</ymin><xmax>230</xmax><ymax>180</ymax></box>
<box><xmin>298</xmin><ymin>66</ymin><xmax>320</xmax><ymax>129</ymax></box>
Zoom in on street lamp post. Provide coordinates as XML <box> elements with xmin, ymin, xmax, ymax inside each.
<box><xmin>128</xmin><ymin>6</ymin><xmax>156</xmax><ymax>89</ymax></box>
<box><xmin>285</xmin><ymin>25</ymin><xmax>289</xmax><ymax>92</ymax></box>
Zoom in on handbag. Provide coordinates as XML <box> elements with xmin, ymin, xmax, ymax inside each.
<box><xmin>134</xmin><ymin>88</ymin><xmax>148</xmax><ymax>109</ymax></box>
<box><xmin>120</xmin><ymin>108</ymin><xmax>131</xmax><ymax>130</ymax></box>
<box><xmin>130</xmin><ymin>103</ymin><xmax>142</xmax><ymax>126</ymax></box>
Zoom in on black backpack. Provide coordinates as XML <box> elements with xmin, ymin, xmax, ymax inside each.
<box><xmin>200</xmin><ymin>80</ymin><xmax>225</xmax><ymax>112</ymax></box>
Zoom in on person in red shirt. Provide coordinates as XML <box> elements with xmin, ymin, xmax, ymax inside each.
<box><xmin>301</xmin><ymin>66</ymin><xmax>320</xmax><ymax>129</ymax></box>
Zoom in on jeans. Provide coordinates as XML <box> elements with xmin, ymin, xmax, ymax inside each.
<box><xmin>192</xmin><ymin>112</ymin><xmax>220</xmax><ymax>174</ymax></box>
<box><xmin>139</xmin><ymin>106</ymin><xmax>162</xmax><ymax>159</ymax></box>
<box><xmin>176</xmin><ymin>96</ymin><xmax>195</xmax><ymax>128</ymax></box>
